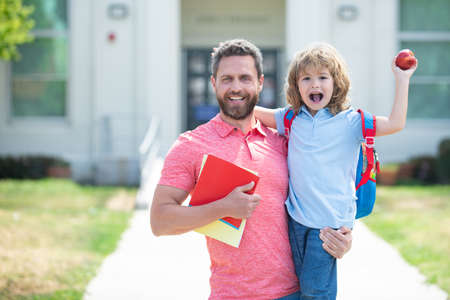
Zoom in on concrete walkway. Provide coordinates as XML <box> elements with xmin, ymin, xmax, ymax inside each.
<box><xmin>338</xmin><ymin>221</ymin><xmax>447</xmax><ymax>300</ymax></box>
<box><xmin>84</xmin><ymin>161</ymin><xmax>448</xmax><ymax>300</ymax></box>
<box><xmin>84</xmin><ymin>209</ymin><xmax>211</xmax><ymax>300</ymax></box>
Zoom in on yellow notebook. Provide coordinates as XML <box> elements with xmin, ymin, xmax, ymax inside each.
<box><xmin>189</xmin><ymin>154</ymin><xmax>259</xmax><ymax>248</ymax></box>
<box><xmin>194</xmin><ymin>218</ymin><xmax>247</xmax><ymax>248</ymax></box>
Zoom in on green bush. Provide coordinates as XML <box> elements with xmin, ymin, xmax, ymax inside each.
<box><xmin>411</xmin><ymin>156</ymin><xmax>439</xmax><ymax>184</ymax></box>
<box><xmin>397</xmin><ymin>155</ymin><xmax>438</xmax><ymax>185</ymax></box>
<box><xmin>437</xmin><ymin>138</ymin><xmax>450</xmax><ymax>184</ymax></box>
<box><xmin>0</xmin><ymin>155</ymin><xmax>69</xmax><ymax>179</ymax></box>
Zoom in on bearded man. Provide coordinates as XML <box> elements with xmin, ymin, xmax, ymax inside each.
<box><xmin>150</xmin><ymin>39</ymin><xmax>352</xmax><ymax>300</ymax></box>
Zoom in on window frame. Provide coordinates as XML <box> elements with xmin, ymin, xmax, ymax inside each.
<box><xmin>398</xmin><ymin>2</ymin><xmax>450</xmax><ymax>121</ymax></box>
<box><xmin>8</xmin><ymin>1</ymin><xmax>70</xmax><ymax>123</ymax></box>
<box><xmin>183</xmin><ymin>47</ymin><xmax>281</xmax><ymax>131</ymax></box>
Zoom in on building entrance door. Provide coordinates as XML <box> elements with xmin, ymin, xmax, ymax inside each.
<box><xmin>184</xmin><ymin>48</ymin><xmax>280</xmax><ymax>130</ymax></box>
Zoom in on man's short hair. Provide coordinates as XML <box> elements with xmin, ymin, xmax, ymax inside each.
<box><xmin>211</xmin><ymin>39</ymin><xmax>263</xmax><ymax>79</ymax></box>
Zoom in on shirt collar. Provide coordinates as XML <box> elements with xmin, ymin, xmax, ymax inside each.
<box><xmin>253</xmin><ymin>118</ymin><xmax>267</xmax><ymax>137</ymax></box>
<box><xmin>300</xmin><ymin>106</ymin><xmax>333</xmax><ymax>119</ymax></box>
<box><xmin>211</xmin><ymin>114</ymin><xmax>267</xmax><ymax>138</ymax></box>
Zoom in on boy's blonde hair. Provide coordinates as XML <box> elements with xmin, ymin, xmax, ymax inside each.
<box><xmin>285</xmin><ymin>43</ymin><xmax>351</xmax><ymax>115</ymax></box>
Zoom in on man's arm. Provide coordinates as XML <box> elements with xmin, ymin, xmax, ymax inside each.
<box><xmin>150</xmin><ymin>182</ymin><xmax>261</xmax><ymax>236</ymax></box>
<box><xmin>376</xmin><ymin>56</ymin><xmax>417</xmax><ymax>137</ymax></box>
<box><xmin>254</xmin><ymin>106</ymin><xmax>277</xmax><ymax>129</ymax></box>
<box><xmin>320</xmin><ymin>227</ymin><xmax>352</xmax><ymax>259</ymax></box>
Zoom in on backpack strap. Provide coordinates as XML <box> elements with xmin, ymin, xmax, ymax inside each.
<box><xmin>356</xmin><ymin>109</ymin><xmax>377</xmax><ymax>190</ymax></box>
<box><xmin>283</xmin><ymin>108</ymin><xmax>297</xmax><ymax>139</ymax></box>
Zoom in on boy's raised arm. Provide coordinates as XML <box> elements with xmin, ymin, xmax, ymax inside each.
<box><xmin>254</xmin><ymin>106</ymin><xmax>277</xmax><ymax>129</ymax></box>
<box><xmin>376</xmin><ymin>53</ymin><xmax>418</xmax><ymax>137</ymax></box>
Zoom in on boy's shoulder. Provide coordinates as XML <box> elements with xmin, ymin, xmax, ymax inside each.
<box><xmin>338</xmin><ymin>107</ymin><xmax>363</xmax><ymax>124</ymax></box>
<box><xmin>337</xmin><ymin>107</ymin><xmax>357</xmax><ymax>116</ymax></box>
<box><xmin>339</xmin><ymin>107</ymin><xmax>375</xmax><ymax>117</ymax></box>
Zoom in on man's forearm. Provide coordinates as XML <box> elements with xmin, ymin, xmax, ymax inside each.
<box><xmin>151</xmin><ymin>182</ymin><xmax>260</xmax><ymax>236</ymax></box>
<box><xmin>150</xmin><ymin>197</ymin><xmax>227</xmax><ymax>236</ymax></box>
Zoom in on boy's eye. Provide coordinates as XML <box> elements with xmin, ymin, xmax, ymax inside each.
<box><xmin>302</xmin><ymin>77</ymin><xmax>310</xmax><ymax>81</ymax></box>
<box><xmin>320</xmin><ymin>76</ymin><xmax>328</xmax><ymax>80</ymax></box>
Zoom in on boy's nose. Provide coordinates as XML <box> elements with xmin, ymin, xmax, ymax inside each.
<box><xmin>311</xmin><ymin>79</ymin><xmax>320</xmax><ymax>88</ymax></box>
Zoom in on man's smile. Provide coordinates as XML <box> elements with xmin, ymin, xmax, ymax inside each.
<box><xmin>226</xmin><ymin>93</ymin><xmax>248</xmax><ymax>103</ymax></box>
<box><xmin>228</xmin><ymin>96</ymin><xmax>245</xmax><ymax>101</ymax></box>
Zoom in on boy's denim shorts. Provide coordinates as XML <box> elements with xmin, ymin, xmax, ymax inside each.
<box><xmin>287</xmin><ymin>215</ymin><xmax>337</xmax><ymax>300</ymax></box>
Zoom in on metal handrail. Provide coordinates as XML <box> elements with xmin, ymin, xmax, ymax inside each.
<box><xmin>136</xmin><ymin>115</ymin><xmax>162</xmax><ymax>209</ymax></box>
<box><xmin>139</xmin><ymin>115</ymin><xmax>160</xmax><ymax>157</ymax></box>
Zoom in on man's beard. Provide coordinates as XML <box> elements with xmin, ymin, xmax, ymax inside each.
<box><xmin>217</xmin><ymin>93</ymin><xmax>258</xmax><ymax>120</ymax></box>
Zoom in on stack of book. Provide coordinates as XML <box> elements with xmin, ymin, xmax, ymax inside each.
<box><xmin>188</xmin><ymin>154</ymin><xmax>259</xmax><ymax>248</ymax></box>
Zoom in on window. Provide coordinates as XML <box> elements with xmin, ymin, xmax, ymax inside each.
<box><xmin>11</xmin><ymin>0</ymin><xmax>68</xmax><ymax>117</ymax></box>
<box><xmin>399</xmin><ymin>0</ymin><xmax>450</xmax><ymax>119</ymax></box>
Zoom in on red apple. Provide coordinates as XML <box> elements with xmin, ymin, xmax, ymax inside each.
<box><xmin>395</xmin><ymin>49</ymin><xmax>417</xmax><ymax>70</ymax></box>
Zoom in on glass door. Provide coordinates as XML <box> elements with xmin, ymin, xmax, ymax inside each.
<box><xmin>184</xmin><ymin>48</ymin><xmax>280</xmax><ymax>130</ymax></box>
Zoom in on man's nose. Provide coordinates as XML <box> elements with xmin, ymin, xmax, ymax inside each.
<box><xmin>230</xmin><ymin>79</ymin><xmax>242</xmax><ymax>93</ymax></box>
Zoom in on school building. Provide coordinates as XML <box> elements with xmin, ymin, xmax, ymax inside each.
<box><xmin>0</xmin><ymin>0</ymin><xmax>449</xmax><ymax>185</ymax></box>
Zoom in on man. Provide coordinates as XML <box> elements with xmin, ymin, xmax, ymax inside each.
<box><xmin>150</xmin><ymin>39</ymin><xmax>352</xmax><ymax>300</ymax></box>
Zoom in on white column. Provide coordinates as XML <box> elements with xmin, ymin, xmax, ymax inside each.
<box><xmin>146</xmin><ymin>0</ymin><xmax>181</xmax><ymax>155</ymax></box>
<box><xmin>370</xmin><ymin>0</ymin><xmax>398</xmax><ymax>115</ymax></box>
<box><xmin>286</xmin><ymin>0</ymin><xmax>332</xmax><ymax>61</ymax></box>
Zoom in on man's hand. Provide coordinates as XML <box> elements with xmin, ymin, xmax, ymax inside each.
<box><xmin>320</xmin><ymin>226</ymin><xmax>352</xmax><ymax>259</ymax></box>
<box><xmin>220</xmin><ymin>181</ymin><xmax>261</xmax><ymax>219</ymax></box>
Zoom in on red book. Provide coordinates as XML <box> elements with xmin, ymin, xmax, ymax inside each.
<box><xmin>189</xmin><ymin>154</ymin><xmax>260</xmax><ymax>229</ymax></box>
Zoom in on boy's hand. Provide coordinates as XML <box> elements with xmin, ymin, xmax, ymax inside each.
<box><xmin>392</xmin><ymin>55</ymin><xmax>418</xmax><ymax>82</ymax></box>
<box><xmin>376</xmin><ymin>53</ymin><xmax>418</xmax><ymax>137</ymax></box>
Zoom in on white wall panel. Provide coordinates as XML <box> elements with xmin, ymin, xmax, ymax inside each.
<box><xmin>182</xmin><ymin>0</ymin><xmax>285</xmax><ymax>48</ymax></box>
<box><xmin>147</xmin><ymin>0</ymin><xmax>181</xmax><ymax>155</ymax></box>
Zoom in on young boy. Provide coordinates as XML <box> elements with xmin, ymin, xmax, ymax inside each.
<box><xmin>255</xmin><ymin>43</ymin><xmax>417</xmax><ymax>299</ymax></box>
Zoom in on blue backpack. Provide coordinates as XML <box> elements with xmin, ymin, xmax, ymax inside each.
<box><xmin>283</xmin><ymin>108</ymin><xmax>379</xmax><ymax>219</ymax></box>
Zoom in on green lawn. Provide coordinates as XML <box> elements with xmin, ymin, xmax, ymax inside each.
<box><xmin>0</xmin><ymin>179</ymin><xmax>136</xmax><ymax>300</ymax></box>
<box><xmin>363</xmin><ymin>185</ymin><xmax>450</xmax><ymax>295</ymax></box>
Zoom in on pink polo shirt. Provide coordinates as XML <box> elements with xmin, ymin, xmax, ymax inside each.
<box><xmin>159</xmin><ymin>114</ymin><xmax>299</xmax><ymax>299</ymax></box>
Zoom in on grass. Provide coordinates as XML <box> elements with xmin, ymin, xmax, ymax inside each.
<box><xmin>0</xmin><ymin>179</ymin><xmax>136</xmax><ymax>300</ymax></box>
<box><xmin>363</xmin><ymin>185</ymin><xmax>450</xmax><ymax>295</ymax></box>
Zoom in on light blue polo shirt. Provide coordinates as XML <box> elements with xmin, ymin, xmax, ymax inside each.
<box><xmin>275</xmin><ymin>106</ymin><xmax>364</xmax><ymax>229</ymax></box>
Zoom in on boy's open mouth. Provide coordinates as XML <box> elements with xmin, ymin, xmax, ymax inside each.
<box><xmin>309</xmin><ymin>93</ymin><xmax>323</xmax><ymax>103</ymax></box>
